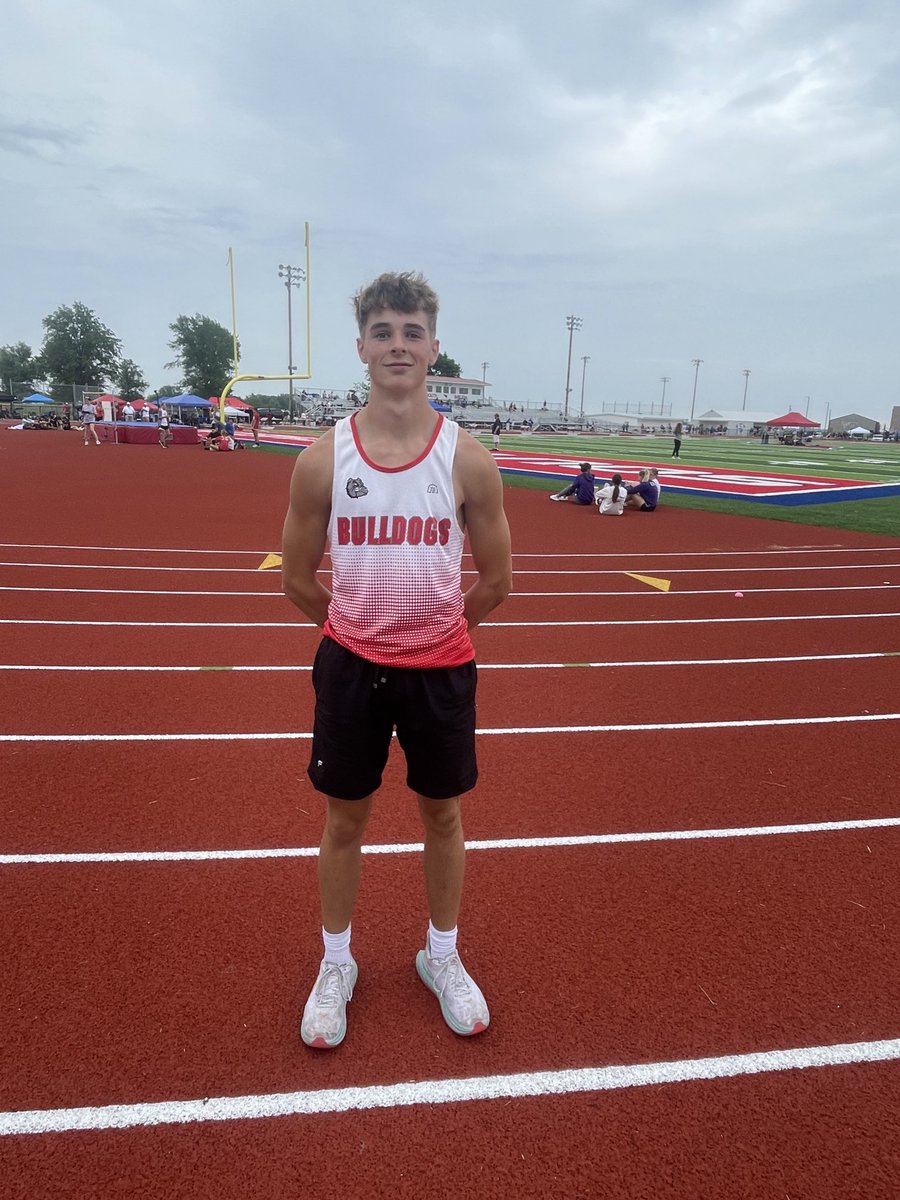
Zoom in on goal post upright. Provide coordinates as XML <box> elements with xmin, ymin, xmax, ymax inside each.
<box><xmin>219</xmin><ymin>222</ymin><xmax>312</xmax><ymax>423</ymax></box>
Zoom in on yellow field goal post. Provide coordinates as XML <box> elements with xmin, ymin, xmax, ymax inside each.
<box><xmin>218</xmin><ymin>223</ymin><xmax>312</xmax><ymax>423</ymax></box>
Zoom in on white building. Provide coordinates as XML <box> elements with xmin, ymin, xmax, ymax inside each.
<box><xmin>426</xmin><ymin>375</ymin><xmax>489</xmax><ymax>404</ymax></box>
<box><xmin>694</xmin><ymin>408</ymin><xmax>779</xmax><ymax>433</ymax></box>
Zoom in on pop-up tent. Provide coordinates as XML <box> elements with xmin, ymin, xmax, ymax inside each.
<box><xmin>766</xmin><ymin>411</ymin><xmax>819</xmax><ymax>428</ymax></box>
<box><xmin>848</xmin><ymin>426</ymin><xmax>872</xmax><ymax>437</ymax></box>
<box><xmin>22</xmin><ymin>393</ymin><xmax>55</xmax><ymax>405</ymax></box>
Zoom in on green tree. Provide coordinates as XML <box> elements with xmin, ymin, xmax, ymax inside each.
<box><xmin>166</xmin><ymin>314</ymin><xmax>237</xmax><ymax>396</ymax></box>
<box><xmin>114</xmin><ymin>358</ymin><xmax>148</xmax><ymax>400</ymax></box>
<box><xmin>147</xmin><ymin>384</ymin><xmax>182</xmax><ymax>402</ymax></box>
<box><xmin>428</xmin><ymin>352</ymin><xmax>461</xmax><ymax>378</ymax></box>
<box><xmin>38</xmin><ymin>302</ymin><xmax>121</xmax><ymax>396</ymax></box>
<box><xmin>0</xmin><ymin>342</ymin><xmax>41</xmax><ymax>394</ymax></box>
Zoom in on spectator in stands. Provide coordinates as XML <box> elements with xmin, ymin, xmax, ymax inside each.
<box><xmin>550</xmin><ymin>463</ymin><xmax>598</xmax><ymax>504</ymax></box>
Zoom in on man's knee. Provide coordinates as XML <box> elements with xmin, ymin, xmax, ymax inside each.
<box><xmin>323</xmin><ymin>796</ymin><xmax>372</xmax><ymax>845</ymax></box>
<box><xmin>418</xmin><ymin>795</ymin><xmax>462</xmax><ymax>838</ymax></box>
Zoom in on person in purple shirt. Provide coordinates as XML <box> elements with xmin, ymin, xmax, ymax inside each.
<box><xmin>549</xmin><ymin>462</ymin><xmax>598</xmax><ymax>504</ymax></box>
<box><xmin>625</xmin><ymin>469</ymin><xmax>657</xmax><ymax>511</ymax></box>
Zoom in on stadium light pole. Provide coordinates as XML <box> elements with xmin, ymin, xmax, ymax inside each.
<box><xmin>804</xmin><ymin>395</ymin><xmax>811</xmax><ymax>416</ymax></box>
<box><xmin>563</xmin><ymin>315</ymin><xmax>582</xmax><ymax>418</ymax></box>
<box><xmin>741</xmin><ymin>369</ymin><xmax>751</xmax><ymax>411</ymax></box>
<box><xmin>689</xmin><ymin>358</ymin><xmax>703</xmax><ymax>424</ymax></box>
<box><xmin>278</xmin><ymin>263</ymin><xmax>305</xmax><ymax>420</ymax></box>
<box><xmin>659</xmin><ymin>376</ymin><xmax>671</xmax><ymax>412</ymax></box>
<box><xmin>579</xmin><ymin>355</ymin><xmax>590</xmax><ymax>417</ymax></box>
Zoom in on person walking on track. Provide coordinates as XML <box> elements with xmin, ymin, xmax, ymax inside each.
<box><xmin>282</xmin><ymin>270</ymin><xmax>512</xmax><ymax>1050</ymax></box>
<box><xmin>672</xmin><ymin>422</ymin><xmax>683</xmax><ymax>458</ymax></box>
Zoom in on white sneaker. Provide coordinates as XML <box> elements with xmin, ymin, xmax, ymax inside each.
<box><xmin>300</xmin><ymin>958</ymin><xmax>358</xmax><ymax>1049</ymax></box>
<box><xmin>549</xmin><ymin>493</ymin><xmax>565</xmax><ymax>501</ymax></box>
<box><xmin>416</xmin><ymin>948</ymin><xmax>490</xmax><ymax>1036</ymax></box>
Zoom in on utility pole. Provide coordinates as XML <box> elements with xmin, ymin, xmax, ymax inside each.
<box><xmin>741</xmin><ymin>369</ymin><xmax>751</xmax><ymax>410</ymax></box>
<box><xmin>481</xmin><ymin>361</ymin><xmax>489</xmax><ymax>383</ymax></box>
<box><xmin>278</xmin><ymin>263</ymin><xmax>305</xmax><ymax>420</ymax></box>
<box><xmin>689</xmin><ymin>358</ymin><xmax>703</xmax><ymax>424</ymax></box>
<box><xmin>804</xmin><ymin>395</ymin><xmax>811</xmax><ymax>416</ymax></box>
<box><xmin>660</xmin><ymin>376</ymin><xmax>671</xmax><ymax>412</ymax></box>
<box><xmin>563</xmin><ymin>315</ymin><xmax>582</xmax><ymax>418</ymax></box>
<box><xmin>579</xmin><ymin>355</ymin><xmax>590</xmax><ymax>417</ymax></box>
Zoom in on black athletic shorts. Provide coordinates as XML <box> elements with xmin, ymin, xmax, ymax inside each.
<box><xmin>307</xmin><ymin>636</ymin><xmax>478</xmax><ymax>802</ymax></box>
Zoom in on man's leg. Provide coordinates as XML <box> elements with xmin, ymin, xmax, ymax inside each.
<box><xmin>301</xmin><ymin>793</ymin><xmax>372</xmax><ymax>1050</ymax></box>
<box><xmin>416</xmin><ymin>793</ymin><xmax>489</xmax><ymax>1037</ymax></box>
<box><xmin>318</xmin><ymin>793</ymin><xmax>373</xmax><ymax>932</ymax></box>
<box><xmin>418</xmin><ymin>794</ymin><xmax>465</xmax><ymax>931</ymax></box>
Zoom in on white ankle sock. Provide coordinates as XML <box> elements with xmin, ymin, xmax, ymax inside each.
<box><xmin>322</xmin><ymin>924</ymin><xmax>352</xmax><ymax>965</ymax></box>
<box><xmin>427</xmin><ymin>921</ymin><xmax>458</xmax><ymax>959</ymax></box>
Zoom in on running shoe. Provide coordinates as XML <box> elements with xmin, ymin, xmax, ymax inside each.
<box><xmin>549</xmin><ymin>493</ymin><xmax>565</xmax><ymax>501</ymax></box>
<box><xmin>416</xmin><ymin>947</ymin><xmax>490</xmax><ymax>1036</ymax></box>
<box><xmin>300</xmin><ymin>958</ymin><xmax>358</xmax><ymax>1049</ymax></box>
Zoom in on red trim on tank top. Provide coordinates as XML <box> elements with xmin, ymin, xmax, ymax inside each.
<box><xmin>349</xmin><ymin>411</ymin><xmax>443</xmax><ymax>473</ymax></box>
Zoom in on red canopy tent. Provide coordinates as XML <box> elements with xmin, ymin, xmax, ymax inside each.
<box><xmin>766</xmin><ymin>411</ymin><xmax>819</xmax><ymax>427</ymax></box>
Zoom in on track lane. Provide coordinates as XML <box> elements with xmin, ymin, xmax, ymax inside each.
<box><xmin>2</xmin><ymin>832</ymin><xmax>897</xmax><ymax>1114</ymax></box>
<box><xmin>2</xmin><ymin>1063</ymin><xmax>897</xmax><ymax>1200</ymax></box>
<box><xmin>1</xmin><ymin>723</ymin><xmax>898</xmax><ymax>853</ymax></box>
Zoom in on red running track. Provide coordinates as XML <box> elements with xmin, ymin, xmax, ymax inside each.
<box><xmin>1</xmin><ymin>425</ymin><xmax>899</xmax><ymax>1198</ymax></box>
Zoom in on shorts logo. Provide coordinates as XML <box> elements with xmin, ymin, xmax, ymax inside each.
<box><xmin>346</xmin><ymin>477</ymin><xmax>368</xmax><ymax>499</ymax></box>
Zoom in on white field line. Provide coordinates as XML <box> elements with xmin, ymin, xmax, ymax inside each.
<box><xmin>0</xmin><ymin>652</ymin><xmax>895</xmax><ymax>673</ymax></box>
<box><xmin>2</xmin><ymin>712</ymin><xmax>899</xmax><ymax>743</ymax></box>
<box><xmin>0</xmin><ymin>542</ymin><xmax>896</xmax><ymax>560</ymax></box>
<box><xmin>0</xmin><ymin>583</ymin><xmax>896</xmax><ymax>600</ymax></box>
<box><xmin>4</xmin><ymin>815</ymin><xmax>899</xmax><ymax>865</ymax></box>
<box><xmin>1</xmin><ymin>561</ymin><xmax>899</xmax><ymax>576</ymax></box>
<box><xmin>2</xmin><ymin>612</ymin><xmax>898</xmax><ymax>630</ymax></box>
<box><xmin>2</xmin><ymin>1037</ymin><xmax>899</xmax><ymax>1136</ymax></box>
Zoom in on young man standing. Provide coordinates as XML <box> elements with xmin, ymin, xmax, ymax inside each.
<box><xmin>282</xmin><ymin>271</ymin><xmax>512</xmax><ymax>1050</ymax></box>
<box><xmin>491</xmin><ymin>412</ymin><xmax>502</xmax><ymax>451</ymax></box>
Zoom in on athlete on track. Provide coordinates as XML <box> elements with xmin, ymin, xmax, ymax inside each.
<box><xmin>282</xmin><ymin>271</ymin><xmax>512</xmax><ymax>1049</ymax></box>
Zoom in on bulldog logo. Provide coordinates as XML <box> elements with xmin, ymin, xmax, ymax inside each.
<box><xmin>346</xmin><ymin>477</ymin><xmax>368</xmax><ymax>499</ymax></box>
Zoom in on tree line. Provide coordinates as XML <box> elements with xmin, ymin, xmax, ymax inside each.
<box><xmin>0</xmin><ymin>303</ymin><xmax>238</xmax><ymax>402</ymax></box>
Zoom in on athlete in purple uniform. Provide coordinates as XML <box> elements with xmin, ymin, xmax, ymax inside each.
<box><xmin>549</xmin><ymin>463</ymin><xmax>598</xmax><ymax>504</ymax></box>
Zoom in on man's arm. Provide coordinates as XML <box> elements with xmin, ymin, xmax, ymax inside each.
<box><xmin>281</xmin><ymin>432</ymin><xmax>335</xmax><ymax>627</ymax></box>
<box><xmin>455</xmin><ymin>433</ymin><xmax>512</xmax><ymax>628</ymax></box>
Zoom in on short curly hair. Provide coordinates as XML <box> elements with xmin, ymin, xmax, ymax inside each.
<box><xmin>353</xmin><ymin>271</ymin><xmax>439</xmax><ymax>337</ymax></box>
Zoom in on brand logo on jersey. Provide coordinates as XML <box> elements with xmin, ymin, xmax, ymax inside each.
<box><xmin>335</xmin><ymin>515</ymin><xmax>452</xmax><ymax>547</ymax></box>
<box><xmin>346</xmin><ymin>477</ymin><xmax>368</xmax><ymax>499</ymax></box>
<box><xmin>427</xmin><ymin>483</ymin><xmax>439</xmax><ymax>494</ymax></box>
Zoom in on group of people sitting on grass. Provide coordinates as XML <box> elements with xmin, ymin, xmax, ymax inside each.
<box><xmin>549</xmin><ymin>463</ymin><xmax>660</xmax><ymax>514</ymax></box>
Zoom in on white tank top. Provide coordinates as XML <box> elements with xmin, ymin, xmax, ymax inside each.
<box><xmin>323</xmin><ymin>412</ymin><xmax>473</xmax><ymax>667</ymax></box>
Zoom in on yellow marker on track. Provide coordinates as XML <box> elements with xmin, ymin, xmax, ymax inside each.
<box><xmin>258</xmin><ymin>553</ymin><xmax>283</xmax><ymax>571</ymax></box>
<box><xmin>625</xmin><ymin>572</ymin><xmax>671</xmax><ymax>593</ymax></box>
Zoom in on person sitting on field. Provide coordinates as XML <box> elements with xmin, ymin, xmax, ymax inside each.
<box><xmin>625</xmin><ymin>469</ymin><xmax>657</xmax><ymax>511</ymax></box>
<box><xmin>596</xmin><ymin>472</ymin><xmax>626</xmax><ymax>515</ymax></box>
<box><xmin>648</xmin><ymin>467</ymin><xmax>662</xmax><ymax>507</ymax></box>
<box><xmin>549</xmin><ymin>462</ymin><xmax>598</xmax><ymax>504</ymax></box>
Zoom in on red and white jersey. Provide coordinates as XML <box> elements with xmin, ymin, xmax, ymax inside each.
<box><xmin>323</xmin><ymin>412</ymin><xmax>473</xmax><ymax>668</ymax></box>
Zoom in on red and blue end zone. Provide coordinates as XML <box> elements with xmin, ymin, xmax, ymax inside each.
<box><xmin>257</xmin><ymin>432</ymin><xmax>900</xmax><ymax>505</ymax></box>
<box><xmin>493</xmin><ymin>451</ymin><xmax>900</xmax><ymax>506</ymax></box>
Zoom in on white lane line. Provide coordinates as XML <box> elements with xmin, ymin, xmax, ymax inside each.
<box><xmin>1</xmin><ymin>561</ymin><xmax>898</xmax><ymax>577</ymax></box>
<box><xmin>1</xmin><ymin>712</ymin><xmax>898</xmax><ymax>742</ymax></box>
<box><xmin>0</xmin><ymin>542</ymin><xmax>895</xmax><ymax>559</ymax></box>
<box><xmin>3</xmin><ymin>1038</ymin><xmax>899</xmax><ymax>1136</ymax></box>
<box><xmin>0</xmin><ymin>652</ymin><xmax>894</xmax><ymax>673</ymax></box>
<box><xmin>4</xmin><ymin>815</ymin><xmax>899</xmax><ymax>865</ymax></box>
<box><xmin>1</xmin><ymin>612</ymin><xmax>899</xmax><ymax>630</ymax></box>
<box><xmin>0</xmin><ymin>583</ymin><xmax>895</xmax><ymax>600</ymax></box>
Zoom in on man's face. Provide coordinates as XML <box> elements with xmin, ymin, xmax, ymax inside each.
<box><xmin>357</xmin><ymin>308</ymin><xmax>439</xmax><ymax>390</ymax></box>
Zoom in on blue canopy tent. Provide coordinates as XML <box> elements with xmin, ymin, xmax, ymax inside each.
<box><xmin>22</xmin><ymin>393</ymin><xmax>56</xmax><ymax>405</ymax></box>
<box><xmin>428</xmin><ymin>400</ymin><xmax>452</xmax><ymax>413</ymax></box>
<box><xmin>160</xmin><ymin>394</ymin><xmax>214</xmax><ymax>425</ymax></box>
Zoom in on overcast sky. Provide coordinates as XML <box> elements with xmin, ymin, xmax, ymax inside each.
<box><xmin>3</xmin><ymin>0</ymin><xmax>899</xmax><ymax>425</ymax></box>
